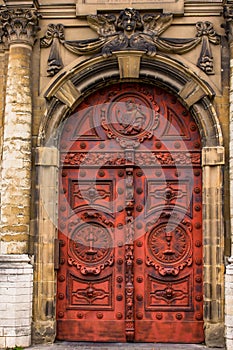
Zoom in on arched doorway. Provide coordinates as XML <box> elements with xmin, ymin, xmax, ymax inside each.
<box><xmin>56</xmin><ymin>82</ymin><xmax>203</xmax><ymax>343</ymax></box>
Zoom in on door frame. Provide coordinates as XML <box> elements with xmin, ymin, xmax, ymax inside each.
<box><xmin>33</xmin><ymin>52</ymin><xmax>225</xmax><ymax>346</ymax></box>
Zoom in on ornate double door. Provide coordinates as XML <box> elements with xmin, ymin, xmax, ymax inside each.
<box><xmin>57</xmin><ymin>83</ymin><xmax>204</xmax><ymax>343</ymax></box>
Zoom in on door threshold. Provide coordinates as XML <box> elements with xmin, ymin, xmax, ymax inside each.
<box><xmin>44</xmin><ymin>341</ymin><xmax>223</xmax><ymax>350</ymax></box>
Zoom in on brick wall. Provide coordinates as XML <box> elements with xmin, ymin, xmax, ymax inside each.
<box><xmin>0</xmin><ymin>255</ymin><xmax>33</xmax><ymax>348</ymax></box>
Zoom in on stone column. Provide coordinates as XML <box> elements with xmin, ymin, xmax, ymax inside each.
<box><xmin>33</xmin><ymin>146</ymin><xmax>59</xmax><ymax>344</ymax></box>
<box><xmin>224</xmin><ymin>4</ymin><xmax>233</xmax><ymax>350</ymax></box>
<box><xmin>202</xmin><ymin>146</ymin><xmax>225</xmax><ymax>348</ymax></box>
<box><xmin>0</xmin><ymin>7</ymin><xmax>39</xmax><ymax>348</ymax></box>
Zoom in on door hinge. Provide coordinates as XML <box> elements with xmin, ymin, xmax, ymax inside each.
<box><xmin>54</xmin><ymin>238</ymin><xmax>60</xmax><ymax>270</ymax></box>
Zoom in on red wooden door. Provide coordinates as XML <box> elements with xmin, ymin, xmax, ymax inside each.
<box><xmin>57</xmin><ymin>83</ymin><xmax>203</xmax><ymax>343</ymax></box>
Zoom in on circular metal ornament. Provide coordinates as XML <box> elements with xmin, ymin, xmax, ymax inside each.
<box><xmin>69</xmin><ymin>222</ymin><xmax>113</xmax><ymax>265</ymax></box>
<box><xmin>148</xmin><ymin>223</ymin><xmax>191</xmax><ymax>265</ymax></box>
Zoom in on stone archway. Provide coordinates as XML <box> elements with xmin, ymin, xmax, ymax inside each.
<box><xmin>33</xmin><ymin>52</ymin><xmax>225</xmax><ymax>346</ymax></box>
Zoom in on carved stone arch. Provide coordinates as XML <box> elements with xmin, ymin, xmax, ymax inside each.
<box><xmin>33</xmin><ymin>52</ymin><xmax>225</xmax><ymax>346</ymax></box>
<box><xmin>38</xmin><ymin>52</ymin><xmax>223</xmax><ymax>148</ymax></box>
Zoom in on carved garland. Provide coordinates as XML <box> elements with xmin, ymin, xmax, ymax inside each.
<box><xmin>40</xmin><ymin>8</ymin><xmax>220</xmax><ymax>76</ymax></box>
<box><xmin>61</xmin><ymin>151</ymin><xmax>201</xmax><ymax>166</ymax></box>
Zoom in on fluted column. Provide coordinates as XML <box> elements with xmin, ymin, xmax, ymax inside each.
<box><xmin>0</xmin><ymin>7</ymin><xmax>39</xmax><ymax>348</ymax></box>
<box><xmin>224</xmin><ymin>3</ymin><xmax>233</xmax><ymax>350</ymax></box>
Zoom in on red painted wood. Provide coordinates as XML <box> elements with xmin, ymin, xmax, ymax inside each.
<box><xmin>57</xmin><ymin>83</ymin><xmax>204</xmax><ymax>343</ymax></box>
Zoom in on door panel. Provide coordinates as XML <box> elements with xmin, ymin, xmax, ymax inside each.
<box><xmin>57</xmin><ymin>83</ymin><xmax>203</xmax><ymax>343</ymax></box>
<box><xmin>57</xmin><ymin>167</ymin><xmax>127</xmax><ymax>341</ymax></box>
<box><xmin>133</xmin><ymin>163</ymin><xmax>202</xmax><ymax>343</ymax></box>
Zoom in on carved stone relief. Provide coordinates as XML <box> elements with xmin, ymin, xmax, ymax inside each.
<box><xmin>40</xmin><ymin>8</ymin><xmax>220</xmax><ymax>76</ymax></box>
<box><xmin>0</xmin><ymin>8</ymin><xmax>40</xmax><ymax>45</ymax></box>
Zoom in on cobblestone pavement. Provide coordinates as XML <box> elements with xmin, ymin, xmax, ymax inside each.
<box><xmin>26</xmin><ymin>342</ymin><xmax>225</xmax><ymax>350</ymax></box>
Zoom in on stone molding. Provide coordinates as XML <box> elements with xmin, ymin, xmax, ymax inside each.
<box><xmin>202</xmin><ymin>146</ymin><xmax>225</xmax><ymax>166</ymax></box>
<box><xmin>184</xmin><ymin>0</ymin><xmax>223</xmax><ymax>16</ymax></box>
<box><xmin>35</xmin><ymin>147</ymin><xmax>59</xmax><ymax>167</ymax></box>
<box><xmin>76</xmin><ymin>0</ymin><xmax>184</xmax><ymax>16</ymax></box>
<box><xmin>17</xmin><ymin>1</ymin><xmax>222</xmax><ymax>19</ymax></box>
<box><xmin>0</xmin><ymin>253</ymin><xmax>31</xmax><ymax>265</ymax></box>
<box><xmin>0</xmin><ymin>7</ymin><xmax>40</xmax><ymax>46</ymax></box>
<box><xmin>225</xmin><ymin>1</ymin><xmax>233</xmax><ymax>348</ymax></box>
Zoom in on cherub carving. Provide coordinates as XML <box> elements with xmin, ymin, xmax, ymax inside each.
<box><xmin>85</xmin><ymin>8</ymin><xmax>173</xmax><ymax>57</ymax></box>
<box><xmin>41</xmin><ymin>8</ymin><xmax>220</xmax><ymax>76</ymax></box>
<box><xmin>88</xmin><ymin>14</ymin><xmax>116</xmax><ymax>37</ymax></box>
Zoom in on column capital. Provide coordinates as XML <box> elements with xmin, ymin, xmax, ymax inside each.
<box><xmin>0</xmin><ymin>7</ymin><xmax>40</xmax><ymax>46</ymax></box>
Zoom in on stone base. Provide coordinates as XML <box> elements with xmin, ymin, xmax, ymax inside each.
<box><xmin>204</xmin><ymin>322</ymin><xmax>225</xmax><ymax>348</ymax></box>
<box><xmin>0</xmin><ymin>255</ymin><xmax>33</xmax><ymax>348</ymax></box>
<box><xmin>225</xmin><ymin>262</ymin><xmax>233</xmax><ymax>350</ymax></box>
<box><xmin>32</xmin><ymin>320</ymin><xmax>56</xmax><ymax>344</ymax></box>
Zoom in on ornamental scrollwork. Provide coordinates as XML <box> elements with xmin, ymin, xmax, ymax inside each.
<box><xmin>41</xmin><ymin>8</ymin><xmax>220</xmax><ymax>76</ymax></box>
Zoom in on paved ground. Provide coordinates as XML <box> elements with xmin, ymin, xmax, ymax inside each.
<box><xmin>25</xmin><ymin>342</ymin><xmax>225</xmax><ymax>350</ymax></box>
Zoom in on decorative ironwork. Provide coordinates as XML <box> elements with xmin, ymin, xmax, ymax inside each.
<box><xmin>72</xmin><ymin>282</ymin><xmax>109</xmax><ymax>304</ymax></box>
<box><xmin>146</xmin><ymin>220</ymin><xmax>193</xmax><ymax>276</ymax></box>
<box><xmin>150</xmin><ymin>183</ymin><xmax>186</xmax><ymax>205</ymax></box>
<box><xmin>151</xmin><ymin>282</ymin><xmax>188</xmax><ymax>304</ymax></box>
<box><xmin>68</xmin><ymin>222</ymin><xmax>114</xmax><ymax>275</ymax></box>
<box><xmin>152</xmin><ymin>152</ymin><xmax>200</xmax><ymax>165</ymax></box>
<box><xmin>125</xmin><ymin>167</ymin><xmax>135</xmax><ymax>341</ymax></box>
<box><xmin>146</xmin><ymin>275</ymin><xmax>191</xmax><ymax>309</ymax></box>
<box><xmin>73</xmin><ymin>183</ymin><xmax>111</xmax><ymax>204</ymax></box>
<box><xmin>68</xmin><ymin>255</ymin><xmax>114</xmax><ymax>275</ymax></box>
<box><xmin>82</xmin><ymin>212</ymin><xmax>114</xmax><ymax>228</ymax></box>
